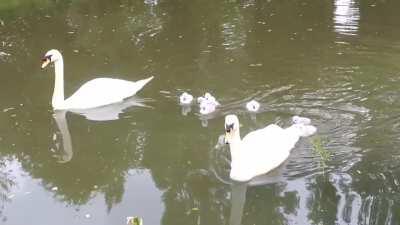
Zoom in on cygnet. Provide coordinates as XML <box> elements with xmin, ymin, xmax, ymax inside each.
<box><xmin>179</xmin><ymin>92</ymin><xmax>193</xmax><ymax>105</ymax></box>
<box><xmin>204</xmin><ymin>92</ymin><xmax>220</xmax><ymax>106</ymax></box>
<box><xmin>246</xmin><ymin>100</ymin><xmax>260</xmax><ymax>112</ymax></box>
<box><xmin>199</xmin><ymin>101</ymin><xmax>217</xmax><ymax>115</ymax></box>
<box><xmin>292</xmin><ymin>115</ymin><xmax>311</xmax><ymax>125</ymax></box>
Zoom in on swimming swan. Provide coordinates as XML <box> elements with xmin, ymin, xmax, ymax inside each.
<box><xmin>224</xmin><ymin>114</ymin><xmax>316</xmax><ymax>182</ymax></box>
<box><xmin>41</xmin><ymin>49</ymin><xmax>154</xmax><ymax>110</ymax></box>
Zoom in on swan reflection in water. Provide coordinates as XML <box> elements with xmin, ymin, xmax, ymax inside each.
<box><xmin>229</xmin><ymin>163</ymin><xmax>287</xmax><ymax>225</ymax></box>
<box><xmin>51</xmin><ymin>97</ymin><xmax>152</xmax><ymax>163</ymax></box>
<box><xmin>52</xmin><ymin>110</ymin><xmax>73</xmax><ymax>163</ymax></box>
<box><xmin>213</xmin><ymin>138</ymin><xmax>287</xmax><ymax>225</ymax></box>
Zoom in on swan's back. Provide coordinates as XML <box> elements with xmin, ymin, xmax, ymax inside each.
<box><xmin>242</xmin><ymin>124</ymin><xmax>299</xmax><ymax>171</ymax></box>
<box><xmin>230</xmin><ymin>123</ymin><xmax>316</xmax><ymax>181</ymax></box>
<box><xmin>243</xmin><ymin>124</ymin><xmax>298</xmax><ymax>150</ymax></box>
<box><xmin>64</xmin><ymin>76</ymin><xmax>153</xmax><ymax>109</ymax></box>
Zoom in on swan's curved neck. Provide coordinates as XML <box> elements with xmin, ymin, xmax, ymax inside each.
<box><xmin>53</xmin><ymin>58</ymin><xmax>65</xmax><ymax>109</ymax></box>
<box><xmin>229</xmin><ymin>131</ymin><xmax>242</xmax><ymax>161</ymax></box>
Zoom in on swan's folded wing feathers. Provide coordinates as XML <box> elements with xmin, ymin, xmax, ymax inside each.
<box><xmin>242</xmin><ymin>124</ymin><xmax>285</xmax><ymax>145</ymax></box>
<box><xmin>64</xmin><ymin>78</ymin><xmax>147</xmax><ymax>109</ymax></box>
<box><xmin>240</xmin><ymin>124</ymin><xmax>300</xmax><ymax>177</ymax></box>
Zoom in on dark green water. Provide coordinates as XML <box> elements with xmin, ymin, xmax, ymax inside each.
<box><xmin>1</xmin><ymin>0</ymin><xmax>400</xmax><ymax>224</ymax></box>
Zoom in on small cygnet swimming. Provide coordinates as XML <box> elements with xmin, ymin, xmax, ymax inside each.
<box><xmin>199</xmin><ymin>100</ymin><xmax>217</xmax><ymax>115</ymax></box>
<box><xmin>292</xmin><ymin>115</ymin><xmax>311</xmax><ymax>125</ymax></box>
<box><xmin>246</xmin><ymin>100</ymin><xmax>260</xmax><ymax>112</ymax></box>
<box><xmin>204</xmin><ymin>93</ymin><xmax>220</xmax><ymax>105</ymax></box>
<box><xmin>179</xmin><ymin>92</ymin><xmax>194</xmax><ymax>105</ymax></box>
<box><xmin>198</xmin><ymin>93</ymin><xmax>220</xmax><ymax>105</ymax></box>
<box><xmin>197</xmin><ymin>92</ymin><xmax>220</xmax><ymax>114</ymax></box>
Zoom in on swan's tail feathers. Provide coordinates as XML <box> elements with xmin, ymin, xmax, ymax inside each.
<box><xmin>133</xmin><ymin>76</ymin><xmax>154</xmax><ymax>93</ymax></box>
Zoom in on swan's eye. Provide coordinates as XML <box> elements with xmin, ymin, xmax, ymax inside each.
<box><xmin>225</xmin><ymin>123</ymin><xmax>234</xmax><ymax>133</ymax></box>
<box><xmin>42</xmin><ymin>55</ymin><xmax>52</xmax><ymax>62</ymax></box>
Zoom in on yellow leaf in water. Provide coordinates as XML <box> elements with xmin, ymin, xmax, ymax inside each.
<box><xmin>127</xmin><ymin>216</ymin><xmax>143</xmax><ymax>225</ymax></box>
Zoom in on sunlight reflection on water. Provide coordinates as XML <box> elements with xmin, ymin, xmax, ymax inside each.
<box><xmin>334</xmin><ymin>0</ymin><xmax>360</xmax><ymax>36</ymax></box>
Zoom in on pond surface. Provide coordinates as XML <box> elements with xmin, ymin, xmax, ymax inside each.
<box><xmin>1</xmin><ymin>0</ymin><xmax>400</xmax><ymax>224</ymax></box>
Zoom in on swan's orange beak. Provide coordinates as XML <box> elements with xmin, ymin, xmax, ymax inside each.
<box><xmin>224</xmin><ymin>123</ymin><xmax>234</xmax><ymax>144</ymax></box>
<box><xmin>41</xmin><ymin>58</ymin><xmax>50</xmax><ymax>69</ymax></box>
<box><xmin>224</xmin><ymin>132</ymin><xmax>229</xmax><ymax>144</ymax></box>
<box><xmin>224</xmin><ymin>128</ymin><xmax>233</xmax><ymax>145</ymax></box>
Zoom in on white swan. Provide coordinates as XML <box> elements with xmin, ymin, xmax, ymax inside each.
<box><xmin>224</xmin><ymin>114</ymin><xmax>316</xmax><ymax>182</ymax></box>
<box><xmin>41</xmin><ymin>49</ymin><xmax>154</xmax><ymax>110</ymax></box>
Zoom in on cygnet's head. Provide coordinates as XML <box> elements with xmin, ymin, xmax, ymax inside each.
<box><xmin>197</xmin><ymin>96</ymin><xmax>205</xmax><ymax>104</ymax></box>
<box><xmin>41</xmin><ymin>49</ymin><xmax>62</xmax><ymax>68</ymax></box>
<box><xmin>179</xmin><ymin>92</ymin><xmax>193</xmax><ymax>105</ymax></box>
<box><xmin>204</xmin><ymin>92</ymin><xmax>217</xmax><ymax>102</ymax></box>
<box><xmin>224</xmin><ymin>114</ymin><xmax>240</xmax><ymax>144</ymax></box>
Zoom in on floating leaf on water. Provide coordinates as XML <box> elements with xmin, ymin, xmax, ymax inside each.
<box><xmin>51</xmin><ymin>186</ymin><xmax>58</xmax><ymax>191</ymax></box>
<box><xmin>127</xmin><ymin>216</ymin><xmax>143</xmax><ymax>225</ymax></box>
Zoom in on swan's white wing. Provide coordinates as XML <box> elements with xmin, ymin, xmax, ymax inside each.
<box><xmin>242</xmin><ymin>124</ymin><xmax>299</xmax><ymax>152</ymax></box>
<box><xmin>238</xmin><ymin>124</ymin><xmax>300</xmax><ymax>178</ymax></box>
<box><xmin>64</xmin><ymin>77</ymin><xmax>153</xmax><ymax>109</ymax></box>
